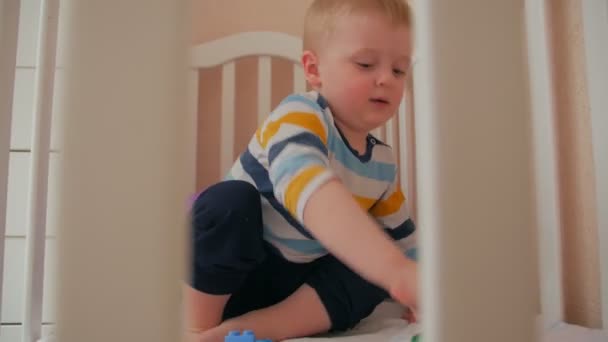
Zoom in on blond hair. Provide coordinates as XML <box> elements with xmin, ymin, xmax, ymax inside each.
<box><xmin>303</xmin><ymin>0</ymin><xmax>413</xmax><ymax>51</ymax></box>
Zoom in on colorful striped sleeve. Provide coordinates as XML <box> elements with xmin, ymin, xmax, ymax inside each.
<box><xmin>370</xmin><ymin>173</ymin><xmax>417</xmax><ymax>259</ymax></box>
<box><xmin>259</xmin><ymin>95</ymin><xmax>335</xmax><ymax>223</ymax></box>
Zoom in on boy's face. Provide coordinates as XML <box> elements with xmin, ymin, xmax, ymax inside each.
<box><xmin>311</xmin><ymin>12</ymin><xmax>412</xmax><ymax>134</ymax></box>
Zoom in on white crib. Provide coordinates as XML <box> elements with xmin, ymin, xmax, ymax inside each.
<box><xmin>186</xmin><ymin>17</ymin><xmax>608</xmax><ymax>342</ymax></box>
<box><xmin>1</xmin><ymin>0</ymin><xmax>607</xmax><ymax>342</ymax></box>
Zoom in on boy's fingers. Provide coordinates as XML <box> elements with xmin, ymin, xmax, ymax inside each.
<box><xmin>401</xmin><ymin>304</ymin><xmax>417</xmax><ymax>321</ymax></box>
<box><xmin>402</xmin><ymin>307</ymin><xmax>416</xmax><ymax>323</ymax></box>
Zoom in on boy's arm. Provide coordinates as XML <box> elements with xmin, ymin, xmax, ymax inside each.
<box><xmin>370</xmin><ymin>178</ymin><xmax>418</xmax><ymax>261</ymax></box>
<box><xmin>303</xmin><ymin>178</ymin><xmax>418</xmax><ymax>311</ymax></box>
<box><xmin>262</xmin><ymin>97</ymin><xmax>417</xmax><ymax>311</ymax></box>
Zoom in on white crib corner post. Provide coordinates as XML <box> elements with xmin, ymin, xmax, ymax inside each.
<box><xmin>0</xmin><ymin>0</ymin><xmax>21</xmax><ymax>325</ymax></box>
<box><xmin>581</xmin><ymin>0</ymin><xmax>608</xmax><ymax>331</ymax></box>
<box><xmin>413</xmin><ymin>1</ymin><xmax>536</xmax><ymax>341</ymax></box>
<box><xmin>55</xmin><ymin>1</ymin><xmax>189</xmax><ymax>341</ymax></box>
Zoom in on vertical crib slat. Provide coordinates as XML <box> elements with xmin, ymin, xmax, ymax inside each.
<box><xmin>524</xmin><ymin>0</ymin><xmax>563</xmax><ymax>325</ymax></box>
<box><xmin>581</xmin><ymin>0</ymin><xmax>608</xmax><ymax>330</ymax></box>
<box><xmin>257</xmin><ymin>56</ymin><xmax>271</xmax><ymax>125</ymax></box>
<box><xmin>22</xmin><ymin>0</ymin><xmax>60</xmax><ymax>341</ymax></box>
<box><xmin>55</xmin><ymin>0</ymin><xmax>187</xmax><ymax>341</ymax></box>
<box><xmin>187</xmin><ymin>68</ymin><xmax>199</xmax><ymax>194</ymax></box>
<box><xmin>397</xmin><ymin>99</ymin><xmax>411</xmax><ymax>212</ymax></box>
<box><xmin>221</xmin><ymin>62</ymin><xmax>235</xmax><ymax>177</ymax></box>
<box><xmin>414</xmin><ymin>1</ymin><xmax>535</xmax><ymax>341</ymax></box>
<box><xmin>293</xmin><ymin>64</ymin><xmax>306</xmax><ymax>93</ymax></box>
<box><xmin>385</xmin><ymin>118</ymin><xmax>395</xmax><ymax>148</ymax></box>
<box><xmin>372</xmin><ymin>127</ymin><xmax>384</xmax><ymax>141</ymax></box>
<box><xmin>0</xmin><ymin>0</ymin><xmax>21</xmax><ymax>323</ymax></box>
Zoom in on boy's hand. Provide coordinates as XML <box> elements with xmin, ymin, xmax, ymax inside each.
<box><xmin>303</xmin><ymin>179</ymin><xmax>421</xmax><ymax>322</ymax></box>
<box><xmin>388</xmin><ymin>262</ymin><xmax>419</xmax><ymax>323</ymax></box>
<box><xmin>402</xmin><ymin>306</ymin><xmax>417</xmax><ymax>323</ymax></box>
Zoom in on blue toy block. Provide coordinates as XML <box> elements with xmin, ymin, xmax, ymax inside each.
<box><xmin>224</xmin><ymin>330</ymin><xmax>272</xmax><ymax>342</ymax></box>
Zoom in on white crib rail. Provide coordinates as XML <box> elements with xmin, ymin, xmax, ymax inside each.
<box><xmin>190</xmin><ymin>31</ymin><xmax>302</xmax><ymax>69</ymax></box>
<box><xmin>54</xmin><ymin>1</ymin><xmax>188</xmax><ymax>341</ymax></box>
<box><xmin>397</xmin><ymin>98</ymin><xmax>412</xmax><ymax>215</ymax></box>
<box><xmin>581</xmin><ymin>0</ymin><xmax>608</xmax><ymax>330</ymax></box>
<box><xmin>187</xmin><ymin>68</ymin><xmax>199</xmax><ymax>195</ymax></box>
<box><xmin>220</xmin><ymin>62</ymin><xmax>235</xmax><ymax>176</ymax></box>
<box><xmin>385</xmin><ymin>118</ymin><xmax>396</xmax><ymax>152</ymax></box>
<box><xmin>293</xmin><ymin>64</ymin><xmax>307</xmax><ymax>94</ymax></box>
<box><xmin>257</xmin><ymin>56</ymin><xmax>271</xmax><ymax>126</ymax></box>
<box><xmin>22</xmin><ymin>0</ymin><xmax>60</xmax><ymax>341</ymax></box>
<box><xmin>413</xmin><ymin>1</ymin><xmax>536</xmax><ymax>341</ymax></box>
<box><xmin>525</xmin><ymin>0</ymin><xmax>564</xmax><ymax>325</ymax></box>
<box><xmin>0</xmin><ymin>0</ymin><xmax>22</xmax><ymax>325</ymax></box>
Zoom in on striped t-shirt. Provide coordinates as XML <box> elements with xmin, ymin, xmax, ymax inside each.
<box><xmin>226</xmin><ymin>91</ymin><xmax>417</xmax><ymax>263</ymax></box>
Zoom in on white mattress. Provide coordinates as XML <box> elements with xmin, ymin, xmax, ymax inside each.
<box><xmin>287</xmin><ymin>301</ymin><xmax>608</xmax><ymax>342</ymax></box>
<box><xmin>38</xmin><ymin>301</ymin><xmax>606</xmax><ymax>342</ymax></box>
<box><xmin>541</xmin><ymin>320</ymin><xmax>608</xmax><ymax>342</ymax></box>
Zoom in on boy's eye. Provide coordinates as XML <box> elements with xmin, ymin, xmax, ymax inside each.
<box><xmin>356</xmin><ymin>62</ymin><xmax>372</xmax><ymax>69</ymax></box>
<box><xmin>393</xmin><ymin>68</ymin><xmax>406</xmax><ymax>76</ymax></box>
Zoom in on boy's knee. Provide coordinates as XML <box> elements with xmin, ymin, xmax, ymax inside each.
<box><xmin>307</xmin><ymin>257</ymin><xmax>388</xmax><ymax>331</ymax></box>
<box><xmin>192</xmin><ymin>180</ymin><xmax>260</xmax><ymax>216</ymax></box>
<box><xmin>189</xmin><ymin>180</ymin><xmax>265</xmax><ymax>294</ymax></box>
<box><xmin>191</xmin><ymin>180</ymin><xmax>263</xmax><ymax>244</ymax></box>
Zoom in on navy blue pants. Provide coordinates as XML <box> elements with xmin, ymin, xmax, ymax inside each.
<box><xmin>189</xmin><ymin>180</ymin><xmax>388</xmax><ymax>332</ymax></box>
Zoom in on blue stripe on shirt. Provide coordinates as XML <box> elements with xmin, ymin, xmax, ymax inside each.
<box><xmin>263</xmin><ymin>225</ymin><xmax>326</xmax><ymax>255</ymax></box>
<box><xmin>240</xmin><ymin>149</ymin><xmax>315</xmax><ymax>239</ymax></box>
<box><xmin>329</xmin><ymin>139</ymin><xmax>396</xmax><ymax>182</ymax></box>
<box><xmin>406</xmin><ymin>247</ymin><xmax>418</xmax><ymax>261</ymax></box>
<box><xmin>278</xmin><ymin>95</ymin><xmax>331</xmax><ymax>127</ymax></box>
<box><xmin>385</xmin><ymin>219</ymin><xmax>416</xmax><ymax>240</ymax></box>
<box><xmin>270</xmin><ymin>153</ymin><xmax>328</xmax><ymax>188</ymax></box>
<box><xmin>268</xmin><ymin>132</ymin><xmax>328</xmax><ymax>165</ymax></box>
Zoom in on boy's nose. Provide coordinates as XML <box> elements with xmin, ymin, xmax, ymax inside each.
<box><xmin>375</xmin><ymin>69</ymin><xmax>394</xmax><ymax>87</ymax></box>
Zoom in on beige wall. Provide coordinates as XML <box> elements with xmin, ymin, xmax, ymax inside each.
<box><xmin>191</xmin><ymin>0</ymin><xmax>602</xmax><ymax>328</ymax></box>
<box><xmin>192</xmin><ymin>0</ymin><xmax>313</xmax><ymax>44</ymax></box>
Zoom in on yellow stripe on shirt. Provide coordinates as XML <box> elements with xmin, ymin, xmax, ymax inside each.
<box><xmin>284</xmin><ymin>165</ymin><xmax>326</xmax><ymax>217</ymax></box>
<box><xmin>370</xmin><ymin>190</ymin><xmax>405</xmax><ymax>217</ymax></box>
<box><xmin>353</xmin><ymin>195</ymin><xmax>377</xmax><ymax>211</ymax></box>
<box><xmin>260</xmin><ymin>112</ymin><xmax>327</xmax><ymax>148</ymax></box>
<box><xmin>255</xmin><ymin>127</ymin><xmax>262</xmax><ymax>145</ymax></box>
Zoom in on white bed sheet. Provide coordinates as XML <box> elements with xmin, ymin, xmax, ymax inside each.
<box><xmin>287</xmin><ymin>301</ymin><xmax>418</xmax><ymax>342</ymax></box>
<box><xmin>35</xmin><ymin>302</ymin><xmax>607</xmax><ymax>342</ymax></box>
<box><xmin>287</xmin><ymin>301</ymin><xmax>608</xmax><ymax>342</ymax></box>
<box><xmin>541</xmin><ymin>320</ymin><xmax>608</xmax><ymax>342</ymax></box>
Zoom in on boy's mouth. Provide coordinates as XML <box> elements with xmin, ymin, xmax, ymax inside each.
<box><xmin>370</xmin><ymin>97</ymin><xmax>390</xmax><ymax>105</ymax></box>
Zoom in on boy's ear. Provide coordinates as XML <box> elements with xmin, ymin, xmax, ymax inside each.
<box><xmin>302</xmin><ymin>50</ymin><xmax>321</xmax><ymax>88</ymax></box>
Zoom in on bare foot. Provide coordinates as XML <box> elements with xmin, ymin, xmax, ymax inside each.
<box><xmin>184</xmin><ymin>285</ymin><xmax>230</xmax><ymax>332</ymax></box>
<box><xmin>195</xmin><ymin>326</ymin><xmax>232</xmax><ymax>342</ymax></box>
